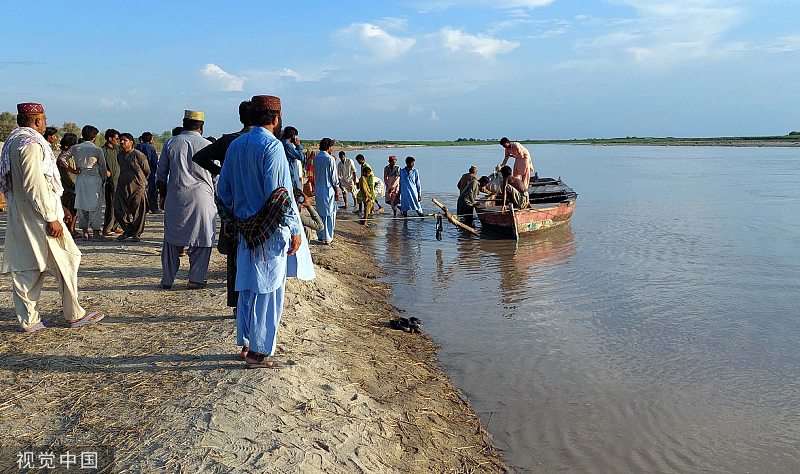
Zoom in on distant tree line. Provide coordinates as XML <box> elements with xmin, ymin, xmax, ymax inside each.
<box><xmin>0</xmin><ymin>110</ymin><xmax>176</xmax><ymax>153</ymax></box>
<box><xmin>455</xmin><ymin>137</ymin><xmax>499</xmax><ymax>142</ymax></box>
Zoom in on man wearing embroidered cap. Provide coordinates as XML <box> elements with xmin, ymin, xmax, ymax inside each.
<box><xmin>156</xmin><ymin>109</ymin><xmax>215</xmax><ymax>289</ymax></box>
<box><xmin>217</xmin><ymin>94</ymin><xmax>315</xmax><ymax>368</ymax></box>
<box><xmin>0</xmin><ymin>103</ymin><xmax>104</xmax><ymax>331</ymax></box>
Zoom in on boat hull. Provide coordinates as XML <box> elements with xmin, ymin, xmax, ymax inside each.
<box><xmin>477</xmin><ymin>198</ymin><xmax>577</xmax><ymax>237</ymax></box>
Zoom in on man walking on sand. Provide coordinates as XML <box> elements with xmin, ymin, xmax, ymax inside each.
<box><xmin>313</xmin><ymin>138</ymin><xmax>340</xmax><ymax>244</ymax></box>
<box><xmin>72</xmin><ymin>125</ymin><xmax>109</xmax><ymax>241</ymax></box>
<box><xmin>136</xmin><ymin>132</ymin><xmax>160</xmax><ymax>214</ymax></box>
<box><xmin>354</xmin><ymin>154</ymin><xmax>384</xmax><ymax>215</ymax></box>
<box><xmin>281</xmin><ymin>126</ymin><xmax>305</xmax><ymax>191</ymax></box>
<box><xmin>156</xmin><ymin>110</ymin><xmax>214</xmax><ymax>290</ymax></box>
<box><xmin>192</xmin><ymin>100</ymin><xmax>252</xmax><ymax>315</ymax></box>
<box><xmin>384</xmin><ymin>155</ymin><xmax>401</xmax><ymax>217</ymax></box>
<box><xmin>102</xmin><ymin>128</ymin><xmax>122</xmax><ymax>236</ymax></box>
<box><xmin>337</xmin><ymin>150</ymin><xmax>356</xmax><ymax>209</ymax></box>
<box><xmin>114</xmin><ymin>133</ymin><xmax>150</xmax><ymax>242</ymax></box>
<box><xmin>0</xmin><ymin>102</ymin><xmax>104</xmax><ymax>332</ymax></box>
<box><xmin>217</xmin><ymin>94</ymin><xmax>315</xmax><ymax>368</ymax></box>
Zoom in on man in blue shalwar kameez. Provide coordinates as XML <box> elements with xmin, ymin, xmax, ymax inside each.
<box><xmin>216</xmin><ymin>95</ymin><xmax>315</xmax><ymax>368</ymax></box>
<box><xmin>399</xmin><ymin>156</ymin><xmax>424</xmax><ymax>217</ymax></box>
<box><xmin>313</xmin><ymin>138</ymin><xmax>340</xmax><ymax>244</ymax></box>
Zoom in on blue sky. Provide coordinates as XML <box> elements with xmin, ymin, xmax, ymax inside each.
<box><xmin>1</xmin><ymin>0</ymin><xmax>798</xmax><ymax>140</ymax></box>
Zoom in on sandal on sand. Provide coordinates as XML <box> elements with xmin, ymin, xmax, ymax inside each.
<box><xmin>240</xmin><ymin>346</ymin><xmax>249</xmax><ymax>360</ymax></box>
<box><xmin>244</xmin><ymin>352</ymin><xmax>294</xmax><ymax>369</ymax></box>
<box><xmin>22</xmin><ymin>320</ymin><xmax>52</xmax><ymax>333</ymax></box>
<box><xmin>68</xmin><ymin>311</ymin><xmax>105</xmax><ymax>328</ymax></box>
<box><xmin>187</xmin><ymin>280</ymin><xmax>208</xmax><ymax>290</ymax></box>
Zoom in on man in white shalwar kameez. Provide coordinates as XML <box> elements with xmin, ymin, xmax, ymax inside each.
<box><xmin>0</xmin><ymin>103</ymin><xmax>104</xmax><ymax>332</ymax></box>
<box><xmin>337</xmin><ymin>151</ymin><xmax>356</xmax><ymax>209</ymax></box>
<box><xmin>313</xmin><ymin>138</ymin><xmax>340</xmax><ymax>244</ymax></box>
<box><xmin>217</xmin><ymin>95</ymin><xmax>315</xmax><ymax>368</ymax></box>
<box><xmin>70</xmin><ymin>125</ymin><xmax>108</xmax><ymax>240</ymax></box>
<box><xmin>156</xmin><ymin>110</ymin><xmax>215</xmax><ymax>290</ymax></box>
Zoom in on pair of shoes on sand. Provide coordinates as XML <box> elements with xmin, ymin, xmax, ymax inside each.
<box><xmin>389</xmin><ymin>317</ymin><xmax>421</xmax><ymax>333</ymax></box>
<box><xmin>116</xmin><ymin>234</ymin><xmax>141</xmax><ymax>242</ymax></box>
<box><xmin>160</xmin><ymin>280</ymin><xmax>206</xmax><ymax>290</ymax></box>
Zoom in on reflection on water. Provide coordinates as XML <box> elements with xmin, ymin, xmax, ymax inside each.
<box><xmin>362</xmin><ymin>145</ymin><xmax>800</xmax><ymax>474</ymax></box>
<box><xmin>461</xmin><ymin>225</ymin><xmax>576</xmax><ymax>319</ymax></box>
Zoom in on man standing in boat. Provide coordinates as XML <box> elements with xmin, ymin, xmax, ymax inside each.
<box><xmin>500</xmin><ymin>137</ymin><xmax>534</xmax><ymax>186</ymax></box>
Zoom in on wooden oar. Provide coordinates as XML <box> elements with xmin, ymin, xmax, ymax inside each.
<box><xmin>431</xmin><ymin>198</ymin><xmax>479</xmax><ymax>236</ymax></box>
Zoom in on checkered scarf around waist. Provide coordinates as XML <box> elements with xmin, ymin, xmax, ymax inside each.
<box><xmin>216</xmin><ymin>187</ymin><xmax>292</xmax><ymax>256</ymax></box>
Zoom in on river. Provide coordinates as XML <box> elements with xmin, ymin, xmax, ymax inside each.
<box><xmin>347</xmin><ymin>144</ymin><xmax>800</xmax><ymax>474</ymax></box>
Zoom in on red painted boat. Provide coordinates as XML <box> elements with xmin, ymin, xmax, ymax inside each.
<box><xmin>476</xmin><ymin>178</ymin><xmax>577</xmax><ymax>239</ymax></box>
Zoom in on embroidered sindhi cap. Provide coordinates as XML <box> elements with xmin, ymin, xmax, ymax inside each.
<box><xmin>184</xmin><ymin>109</ymin><xmax>204</xmax><ymax>121</ymax></box>
<box><xmin>17</xmin><ymin>103</ymin><xmax>44</xmax><ymax>114</ymax></box>
<box><xmin>250</xmin><ymin>95</ymin><xmax>281</xmax><ymax>111</ymax></box>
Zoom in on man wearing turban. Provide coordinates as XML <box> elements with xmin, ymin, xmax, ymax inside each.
<box><xmin>156</xmin><ymin>110</ymin><xmax>215</xmax><ymax>289</ymax></box>
<box><xmin>216</xmin><ymin>95</ymin><xmax>315</xmax><ymax>368</ymax></box>
<box><xmin>0</xmin><ymin>103</ymin><xmax>104</xmax><ymax>331</ymax></box>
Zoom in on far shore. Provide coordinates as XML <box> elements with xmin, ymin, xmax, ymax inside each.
<box><xmin>302</xmin><ymin>137</ymin><xmax>800</xmax><ymax>150</ymax></box>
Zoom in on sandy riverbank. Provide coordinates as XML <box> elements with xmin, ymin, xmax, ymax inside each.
<box><xmin>0</xmin><ymin>213</ymin><xmax>506</xmax><ymax>473</ymax></box>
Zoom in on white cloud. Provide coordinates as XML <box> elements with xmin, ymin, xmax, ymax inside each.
<box><xmin>200</xmin><ymin>63</ymin><xmax>245</xmax><ymax>91</ymax></box>
<box><xmin>527</xmin><ymin>26</ymin><xmax>571</xmax><ymax>39</ymax></box>
<box><xmin>376</xmin><ymin>17</ymin><xmax>409</xmax><ymax>31</ymax></box>
<box><xmin>767</xmin><ymin>35</ymin><xmax>800</xmax><ymax>53</ymax></box>
<box><xmin>337</xmin><ymin>23</ymin><xmax>416</xmax><ymax>61</ymax></box>
<box><xmin>627</xmin><ymin>46</ymin><xmax>655</xmax><ymax>61</ymax></box>
<box><xmin>408</xmin><ymin>104</ymin><xmax>424</xmax><ymax>114</ymax></box>
<box><xmin>430</xmin><ymin>110</ymin><xmax>439</xmax><ymax>121</ymax></box>
<box><xmin>275</xmin><ymin>68</ymin><xmax>322</xmax><ymax>82</ymax></box>
<box><xmin>572</xmin><ymin>1</ymin><xmax>747</xmax><ymax>67</ymax></box>
<box><xmin>99</xmin><ymin>98</ymin><xmax>128</xmax><ymax>110</ymax></box>
<box><xmin>488</xmin><ymin>17</ymin><xmax>570</xmax><ymax>34</ymax></box>
<box><xmin>441</xmin><ymin>27</ymin><xmax>519</xmax><ymax>58</ymax></box>
<box><xmin>278</xmin><ymin>68</ymin><xmax>301</xmax><ymax>80</ymax></box>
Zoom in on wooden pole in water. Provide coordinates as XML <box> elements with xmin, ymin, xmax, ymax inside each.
<box><xmin>431</xmin><ymin>198</ymin><xmax>480</xmax><ymax>236</ymax></box>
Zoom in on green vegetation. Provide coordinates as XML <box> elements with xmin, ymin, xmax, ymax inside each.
<box><xmin>0</xmin><ymin>110</ymin><xmax>175</xmax><ymax>153</ymax></box>
<box><xmin>0</xmin><ymin>111</ymin><xmax>16</xmax><ymax>141</ymax></box>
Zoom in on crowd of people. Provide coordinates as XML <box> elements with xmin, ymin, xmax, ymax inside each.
<box><xmin>0</xmin><ymin>98</ymin><xmax>535</xmax><ymax>369</ymax></box>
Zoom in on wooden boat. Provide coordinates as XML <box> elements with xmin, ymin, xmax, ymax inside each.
<box><xmin>476</xmin><ymin>177</ymin><xmax>577</xmax><ymax>239</ymax></box>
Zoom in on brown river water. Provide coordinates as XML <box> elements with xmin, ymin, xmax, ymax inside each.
<box><xmin>349</xmin><ymin>144</ymin><xmax>800</xmax><ymax>474</ymax></box>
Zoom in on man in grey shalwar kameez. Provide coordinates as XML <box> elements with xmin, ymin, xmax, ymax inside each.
<box><xmin>156</xmin><ymin>110</ymin><xmax>215</xmax><ymax>289</ymax></box>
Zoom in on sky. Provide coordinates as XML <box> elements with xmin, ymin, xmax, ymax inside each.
<box><xmin>1</xmin><ymin>0</ymin><xmax>799</xmax><ymax>140</ymax></box>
